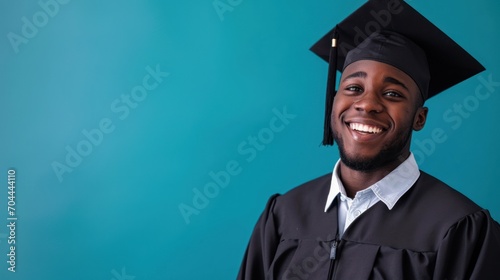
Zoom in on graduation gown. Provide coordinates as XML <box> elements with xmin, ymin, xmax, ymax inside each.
<box><xmin>237</xmin><ymin>171</ymin><xmax>500</xmax><ymax>279</ymax></box>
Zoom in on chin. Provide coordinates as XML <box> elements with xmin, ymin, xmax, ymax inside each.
<box><xmin>340</xmin><ymin>154</ymin><xmax>382</xmax><ymax>172</ymax></box>
<box><xmin>339</xmin><ymin>147</ymin><xmax>407</xmax><ymax>172</ymax></box>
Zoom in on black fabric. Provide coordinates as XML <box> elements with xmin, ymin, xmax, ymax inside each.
<box><xmin>237</xmin><ymin>172</ymin><xmax>500</xmax><ymax>279</ymax></box>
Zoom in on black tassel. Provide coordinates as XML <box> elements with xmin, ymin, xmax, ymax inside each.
<box><xmin>322</xmin><ymin>27</ymin><xmax>338</xmax><ymax>146</ymax></box>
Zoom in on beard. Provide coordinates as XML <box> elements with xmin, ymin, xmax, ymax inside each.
<box><xmin>333</xmin><ymin>126</ymin><xmax>413</xmax><ymax>173</ymax></box>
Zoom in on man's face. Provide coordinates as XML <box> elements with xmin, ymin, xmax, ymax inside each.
<box><xmin>331</xmin><ymin>60</ymin><xmax>428</xmax><ymax>172</ymax></box>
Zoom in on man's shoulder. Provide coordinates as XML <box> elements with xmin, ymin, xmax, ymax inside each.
<box><xmin>406</xmin><ymin>170</ymin><xmax>482</xmax><ymax>217</ymax></box>
<box><xmin>279</xmin><ymin>173</ymin><xmax>332</xmax><ymax>200</ymax></box>
<box><xmin>270</xmin><ymin>173</ymin><xmax>336</xmax><ymax>236</ymax></box>
<box><xmin>271</xmin><ymin>173</ymin><xmax>332</xmax><ymax>214</ymax></box>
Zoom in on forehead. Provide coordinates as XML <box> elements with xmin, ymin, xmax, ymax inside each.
<box><xmin>342</xmin><ymin>60</ymin><xmax>417</xmax><ymax>86</ymax></box>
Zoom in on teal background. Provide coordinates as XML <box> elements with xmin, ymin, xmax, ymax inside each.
<box><xmin>0</xmin><ymin>0</ymin><xmax>499</xmax><ymax>279</ymax></box>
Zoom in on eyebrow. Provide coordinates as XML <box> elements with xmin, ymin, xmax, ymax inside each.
<box><xmin>341</xmin><ymin>71</ymin><xmax>367</xmax><ymax>82</ymax></box>
<box><xmin>384</xmin><ymin>76</ymin><xmax>409</xmax><ymax>91</ymax></box>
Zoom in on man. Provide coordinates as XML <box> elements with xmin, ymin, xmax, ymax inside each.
<box><xmin>237</xmin><ymin>0</ymin><xmax>500</xmax><ymax>279</ymax></box>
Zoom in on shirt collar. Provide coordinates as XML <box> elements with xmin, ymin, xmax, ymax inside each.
<box><xmin>324</xmin><ymin>153</ymin><xmax>420</xmax><ymax>212</ymax></box>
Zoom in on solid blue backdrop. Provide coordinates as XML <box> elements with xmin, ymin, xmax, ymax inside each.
<box><xmin>0</xmin><ymin>0</ymin><xmax>499</xmax><ymax>279</ymax></box>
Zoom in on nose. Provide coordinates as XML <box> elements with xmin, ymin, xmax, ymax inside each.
<box><xmin>353</xmin><ymin>91</ymin><xmax>384</xmax><ymax>113</ymax></box>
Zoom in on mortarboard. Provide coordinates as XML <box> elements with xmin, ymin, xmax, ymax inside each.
<box><xmin>310</xmin><ymin>0</ymin><xmax>485</xmax><ymax>145</ymax></box>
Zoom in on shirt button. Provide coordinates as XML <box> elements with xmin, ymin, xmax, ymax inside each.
<box><xmin>353</xmin><ymin>210</ymin><xmax>361</xmax><ymax>217</ymax></box>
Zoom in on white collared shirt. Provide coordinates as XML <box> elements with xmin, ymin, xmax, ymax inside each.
<box><xmin>324</xmin><ymin>153</ymin><xmax>421</xmax><ymax>237</ymax></box>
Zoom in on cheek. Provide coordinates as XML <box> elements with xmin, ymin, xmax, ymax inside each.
<box><xmin>392</xmin><ymin>109</ymin><xmax>417</xmax><ymax>130</ymax></box>
<box><xmin>330</xmin><ymin>102</ymin><xmax>345</xmax><ymax>126</ymax></box>
<box><xmin>331</xmin><ymin>97</ymin><xmax>349</xmax><ymax>115</ymax></box>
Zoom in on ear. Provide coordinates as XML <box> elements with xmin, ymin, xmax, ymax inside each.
<box><xmin>413</xmin><ymin>107</ymin><xmax>428</xmax><ymax>131</ymax></box>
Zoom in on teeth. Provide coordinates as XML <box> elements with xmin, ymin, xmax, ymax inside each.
<box><xmin>349</xmin><ymin>123</ymin><xmax>383</xmax><ymax>134</ymax></box>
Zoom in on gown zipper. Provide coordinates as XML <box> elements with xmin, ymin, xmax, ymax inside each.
<box><xmin>327</xmin><ymin>235</ymin><xmax>339</xmax><ymax>279</ymax></box>
<box><xmin>328</xmin><ymin>195</ymin><xmax>343</xmax><ymax>279</ymax></box>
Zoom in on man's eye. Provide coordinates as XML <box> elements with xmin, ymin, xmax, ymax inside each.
<box><xmin>346</xmin><ymin>86</ymin><xmax>362</xmax><ymax>92</ymax></box>
<box><xmin>384</xmin><ymin>91</ymin><xmax>402</xmax><ymax>97</ymax></box>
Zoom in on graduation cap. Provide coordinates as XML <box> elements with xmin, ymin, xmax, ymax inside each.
<box><xmin>310</xmin><ymin>0</ymin><xmax>485</xmax><ymax>145</ymax></box>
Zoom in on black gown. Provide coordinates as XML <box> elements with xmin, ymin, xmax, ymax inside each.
<box><xmin>237</xmin><ymin>171</ymin><xmax>500</xmax><ymax>279</ymax></box>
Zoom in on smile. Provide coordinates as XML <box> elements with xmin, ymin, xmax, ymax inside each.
<box><xmin>348</xmin><ymin>122</ymin><xmax>384</xmax><ymax>134</ymax></box>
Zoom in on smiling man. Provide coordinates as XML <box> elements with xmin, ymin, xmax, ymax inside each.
<box><xmin>332</xmin><ymin>59</ymin><xmax>427</xmax><ymax>182</ymax></box>
<box><xmin>237</xmin><ymin>0</ymin><xmax>500</xmax><ymax>279</ymax></box>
